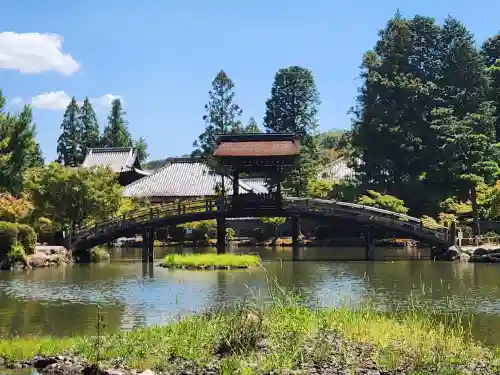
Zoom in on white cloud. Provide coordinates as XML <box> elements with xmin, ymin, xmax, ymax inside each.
<box><xmin>91</xmin><ymin>94</ymin><xmax>121</xmax><ymax>108</ymax></box>
<box><xmin>31</xmin><ymin>91</ymin><xmax>71</xmax><ymax>110</ymax></box>
<box><xmin>9</xmin><ymin>97</ymin><xmax>23</xmax><ymax>106</ymax></box>
<box><xmin>30</xmin><ymin>92</ymin><xmax>122</xmax><ymax>110</ymax></box>
<box><xmin>0</xmin><ymin>32</ymin><xmax>80</xmax><ymax>75</ymax></box>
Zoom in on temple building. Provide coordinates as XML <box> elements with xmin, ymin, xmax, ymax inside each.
<box><xmin>80</xmin><ymin>147</ymin><xmax>151</xmax><ymax>186</ymax></box>
<box><xmin>122</xmin><ymin>157</ymin><xmax>267</xmax><ymax>203</ymax></box>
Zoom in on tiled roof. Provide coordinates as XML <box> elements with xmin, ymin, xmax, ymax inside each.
<box><xmin>123</xmin><ymin>158</ymin><xmax>267</xmax><ymax>198</ymax></box>
<box><xmin>317</xmin><ymin>157</ymin><xmax>356</xmax><ymax>182</ymax></box>
<box><xmin>81</xmin><ymin>147</ymin><xmax>140</xmax><ymax>173</ymax></box>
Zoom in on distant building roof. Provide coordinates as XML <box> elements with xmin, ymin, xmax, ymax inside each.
<box><xmin>81</xmin><ymin>147</ymin><xmax>148</xmax><ymax>174</ymax></box>
<box><xmin>317</xmin><ymin>157</ymin><xmax>356</xmax><ymax>182</ymax></box>
<box><xmin>123</xmin><ymin>157</ymin><xmax>267</xmax><ymax>198</ymax></box>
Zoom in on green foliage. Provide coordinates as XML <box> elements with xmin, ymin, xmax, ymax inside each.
<box><xmin>181</xmin><ymin>220</ymin><xmax>217</xmax><ymax>242</ymax></box>
<box><xmin>57</xmin><ymin>97</ymin><xmax>83</xmax><ymax>167</ymax></box>
<box><xmin>17</xmin><ymin>224</ymin><xmax>36</xmax><ymax>255</ymax></box>
<box><xmin>307</xmin><ymin>179</ymin><xmax>333</xmax><ymax>198</ymax></box>
<box><xmin>0</xmin><ymin>96</ymin><xmax>43</xmax><ymax>194</ymax></box>
<box><xmin>101</xmin><ymin>99</ymin><xmax>133</xmax><ymax>148</ymax></box>
<box><xmin>133</xmin><ymin>137</ymin><xmax>149</xmax><ymax>164</ymax></box>
<box><xmin>162</xmin><ymin>253</ymin><xmax>260</xmax><ymax>268</ymax></box>
<box><xmin>350</xmin><ymin>13</ymin><xmax>492</xmax><ymax>217</ymax></box>
<box><xmin>0</xmin><ymin>221</ymin><xmax>35</xmax><ymax>255</ymax></box>
<box><xmin>80</xmin><ymin>97</ymin><xmax>100</xmax><ymax>158</ymax></box>
<box><xmin>7</xmin><ymin>242</ymin><xmax>26</xmax><ymax>263</ymax></box>
<box><xmin>251</xmin><ymin>227</ymin><xmax>268</xmax><ymax>242</ymax></box>
<box><xmin>357</xmin><ymin>190</ymin><xmax>409</xmax><ymax>214</ymax></box>
<box><xmin>23</xmin><ymin>163</ymin><xmax>122</xmax><ymax>231</ymax></box>
<box><xmin>264</xmin><ymin>66</ymin><xmax>321</xmax><ymax>196</ymax></box>
<box><xmin>194</xmin><ymin>70</ymin><xmax>242</xmax><ymax>156</ymax></box>
<box><xmin>260</xmin><ymin>217</ymin><xmax>287</xmax><ymax>237</ymax></box>
<box><xmin>0</xmin><ymin>193</ymin><xmax>33</xmax><ymax>222</ymax></box>
<box><xmin>243</xmin><ymin>117</ymin><xmax>260</xmax><ymax>133</ymax></box>
<box><xmin>225</xmin><ymin>228</ymin><xmax>235</xmax><ymax>243</ymax></box>
<box><xmin>317</xmin><ymin>129</ymin><xmax>346</xmax><ymax>149</ymax></box>
<box><xmin>0</xmin><ymin>221</ymin><xmax>19</xmax><ymax>255</ymax></box>
<box><xmin>91</xmin><ymin>247</ymin><xmax>110</xmax><ymax>262</ymax></box>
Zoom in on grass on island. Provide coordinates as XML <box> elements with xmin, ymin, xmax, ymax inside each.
<box><xmin>161</xmin><ymin>253</ymin><xmax>261</xmax><ymax>269</ymax></box>
<box><xmin>1</xmin><ymin>280</ymin><xmax>498</xmax><ymax>375</ymax></box>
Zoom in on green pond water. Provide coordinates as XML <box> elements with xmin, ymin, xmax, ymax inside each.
<box><xmin>0</xmin><ymin>245</ymin><xmax>500</xmax><ymax>351</ymax></box>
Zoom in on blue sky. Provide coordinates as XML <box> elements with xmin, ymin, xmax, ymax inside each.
<box><xmin>1</xmin><ymin>0</ymin><xmax>500</xmax><ymax>163</ymax></box>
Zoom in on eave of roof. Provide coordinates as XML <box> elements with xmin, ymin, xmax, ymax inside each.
<box><xmin>213</xmin><ymin>140</ymin><xmax>300</xmax><ymax>157</ymax></box>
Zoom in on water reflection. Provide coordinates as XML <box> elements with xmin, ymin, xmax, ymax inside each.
<box><xmin>0</xmin><ymin>246</ymin><xmax>500</xmax><ymax>346</ymax></box>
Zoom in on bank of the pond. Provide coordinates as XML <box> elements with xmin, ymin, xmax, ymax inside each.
<box><xmin>0</xmin><ymin>298</ymin><xmax>498</xmax><ymax>375</ymax></box>
<box><xmin>117</xmin><ymin>237</ymin><xmax>416</xmax><ymax>249</ymax></box>
<box><xmin>0</xmin><ymin>246</ymin><xmax>72</xmax><ymax>271</ymax></box>
<box><xmin>160</xmin><ymin>253</ymin><xmax>260</xmax><ymax>270</ymax></box>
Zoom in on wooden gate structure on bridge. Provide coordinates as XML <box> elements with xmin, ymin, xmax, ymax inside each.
<box><xmin>71</xmin><ymin>134</ymin><xmax>454</xmax><ymax>261</ymax></box>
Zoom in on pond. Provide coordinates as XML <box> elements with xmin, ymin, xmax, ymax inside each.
<box><xmin>0</xmin><ymin>246</ymin><xmax>500</xmax><ymax>347</ymax></box>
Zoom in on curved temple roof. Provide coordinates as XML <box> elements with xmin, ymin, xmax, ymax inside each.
<box><xmin>123</xmin><ymin>157</ymin><xmax>267</xmax><ymax>198</ymax></box>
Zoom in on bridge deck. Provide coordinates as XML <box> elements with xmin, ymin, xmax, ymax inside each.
<box><xmin>72</xmin><ymin>196</ymin><xmax>451</xmax><ymax>249</ymax></box>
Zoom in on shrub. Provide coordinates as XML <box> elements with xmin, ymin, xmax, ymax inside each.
<box><xmin>168</xmin><ymin>225</ymin><xmax>186</xmax><ymax>242</ymax></box>
<box><xmin>7</xmin><ymin>242</ymin><xmax>26</xmax><ymax>263</ymax></box>
<box><xmin>226</xmin><ymin>228</ymin><xmax>235</xmax><ymax>243</ymax></box>
<box><xmin>314</xmin><ymin>225</ymin><xmax>331</xmax><ymax>240</ymax></box>
<box><xmin>0</xmin><ymin>221</ymin><xmax>19</xmax><ymax>255</ymax></box>
<box><xmin>251</xmin><ymin>227</ymin><xmax>268</xmax><ymax>242</ymax></box>
<box><xmin>17</xmin><ymin>224</ymin><xmax>36</xmax><ymax>255</ymax></box>
<box><xmin>91</xmin><ymin>247</ymin><xmax>110</xmax><ymax>262</ymax></box>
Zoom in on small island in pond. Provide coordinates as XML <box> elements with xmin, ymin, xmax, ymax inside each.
<box><xmin>160</xmin><ymin>253</ymin><xmax>261</xmax><ymax>270</ymax></box>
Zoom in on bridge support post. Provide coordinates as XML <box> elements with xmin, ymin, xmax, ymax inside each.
<box><xmin>450</xmin><ymin>220</ymin><xmax>457</xmax><ymax>247</ymax></box>
<box><xmin>364</xmin><ymin>229</ymin><xmax>375</xmax><ymax>261</ymax></box>
<box><xmin>217</xmin><ymin>217</ymin><xmax>226</xmax><ymax>254</ymax></box>
<box><xmin>148</xmin><ymin>227</ymin><xmax>155</xmax><ymax>263</ymax></box>
<box><xmin>142</xmin><ymin>229</ymin><xmax>149</xmax><ymax>263</ymax></box>
<box><xmin>292</xmin><ymin>216</ymin><xmax>300</xmax><ymax>261</ymax></box>
<box><xmin>142</xmin><ymin>227</ymin><xmax>155</xmax><ymax>263</ymax></box>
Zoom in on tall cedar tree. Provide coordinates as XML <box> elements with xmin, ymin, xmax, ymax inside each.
<box><xmin>101</xmin><ymin>99</ymin><xmax>133</xmax><ymax>148</ymax></box>
<box><xmin>133</xmin><ymin>137</ymin><xmax>149</xmax><ymax>163</ymax></box>
<box><xmin>57</xmin><ymin>97</ymin><xmax>82</xmax><ymax>167</ymax></box>
<box><xmin>431</xmin><ymin>103</ymin><xmax>500</xmax><ymax>234</ymax></box>
<box><xmin>79</xmin><ymin>97</ymin><xmax>100</xmax><ymax>159</ymax></box>
<box><xmin>194</xmin><ymin>70</ymin><xmax>242</xmax><ymax>156</ymax></box>
<box><xmin>481</xmin><ymin>34</ymin><xmax>500</xmax><ymax>140</ymax></box>
<box><xmin>350</xmin><ymin>13</ymin><xmax>490</xmax><ymax>216</ymax></box>
<box><xmin>264</xmin><ymin>66</ymin><xmax>321</xmax><ymax>196</ymax></box>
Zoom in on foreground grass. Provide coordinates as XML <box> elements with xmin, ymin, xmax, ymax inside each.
<box><xmin>0</xmin><ymin>289</ymin><xmax>497</xmax><ymax>374</ymax></box>
<box><xmin>161</xmin><ymin>253</ymin><xmax>261</xmax><ymax>268</ymax></box>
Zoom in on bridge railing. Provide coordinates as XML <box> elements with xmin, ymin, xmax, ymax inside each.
<box><xmin>75</xmin><ymin>198</ymin><xmax>221</xmax><ymax>240</ymax></box>
<box><xmin>284</xmin><ymin>197</ymin><xmax>450</xmax><ymax>242</ymax></box>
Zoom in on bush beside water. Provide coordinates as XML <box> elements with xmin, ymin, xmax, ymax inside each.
<box><xmin>161</xmin><ymin>253</ymin><xmax>261</xmax><ymax>269</ymax></box>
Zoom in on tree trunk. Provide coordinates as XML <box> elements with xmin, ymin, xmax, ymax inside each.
<box><xmin>470</xmin><ymin>186</ymin><xmax>481</xmax><ymax>235</ymax></box>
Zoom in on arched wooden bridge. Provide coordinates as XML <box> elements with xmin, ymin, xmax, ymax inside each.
<box><xmin>71</xmin><ymin>196</ymin><xmax>452</xmax><ymax>251</ymax></box>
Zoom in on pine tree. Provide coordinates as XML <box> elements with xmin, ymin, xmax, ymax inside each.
<box><xmin>481</xmin><ymin>34</ymin><xmax>500</xmax><ymax>140</ymax></box>
<box><xmin>57</xmin><ymin>97</ymin><xmax>82</xmax><ymax>166</ymax></box>
<box><xmin>431</xmin><ymin>102</ymin><xmax>500</xmax><ymax>233</ymax></box>
<box><xmin>101</xmin><ymin>99</ymin><xmax>133</xmax><ymax>148</ymax></box>
<box><xmin>264</xmin><ymin>66</ymin><xmax>321</xmax><ymax>196</ymax></box>
<box><xmin>244</xmin><ymin>117</ymin><xmax>260</xmax><ymax>133</ymax></box>
<box><xmin>194</xmin><ymin>70</ymin><xmax>242</xmax><ymax>156</ymax></box>
<box><xmin>80</xmin><ymin>97</ymin><xmax>100</xmax><ymax>159</ymax></box>
<box><xmin>133</xmin><ymin>137</ymin><xmax>148</xmax><ymax>163</ymax></box>
<box><xmin>0</xmin><ymin>103</ymin><xmax>43</xmax><ymax>194</ymax></box>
